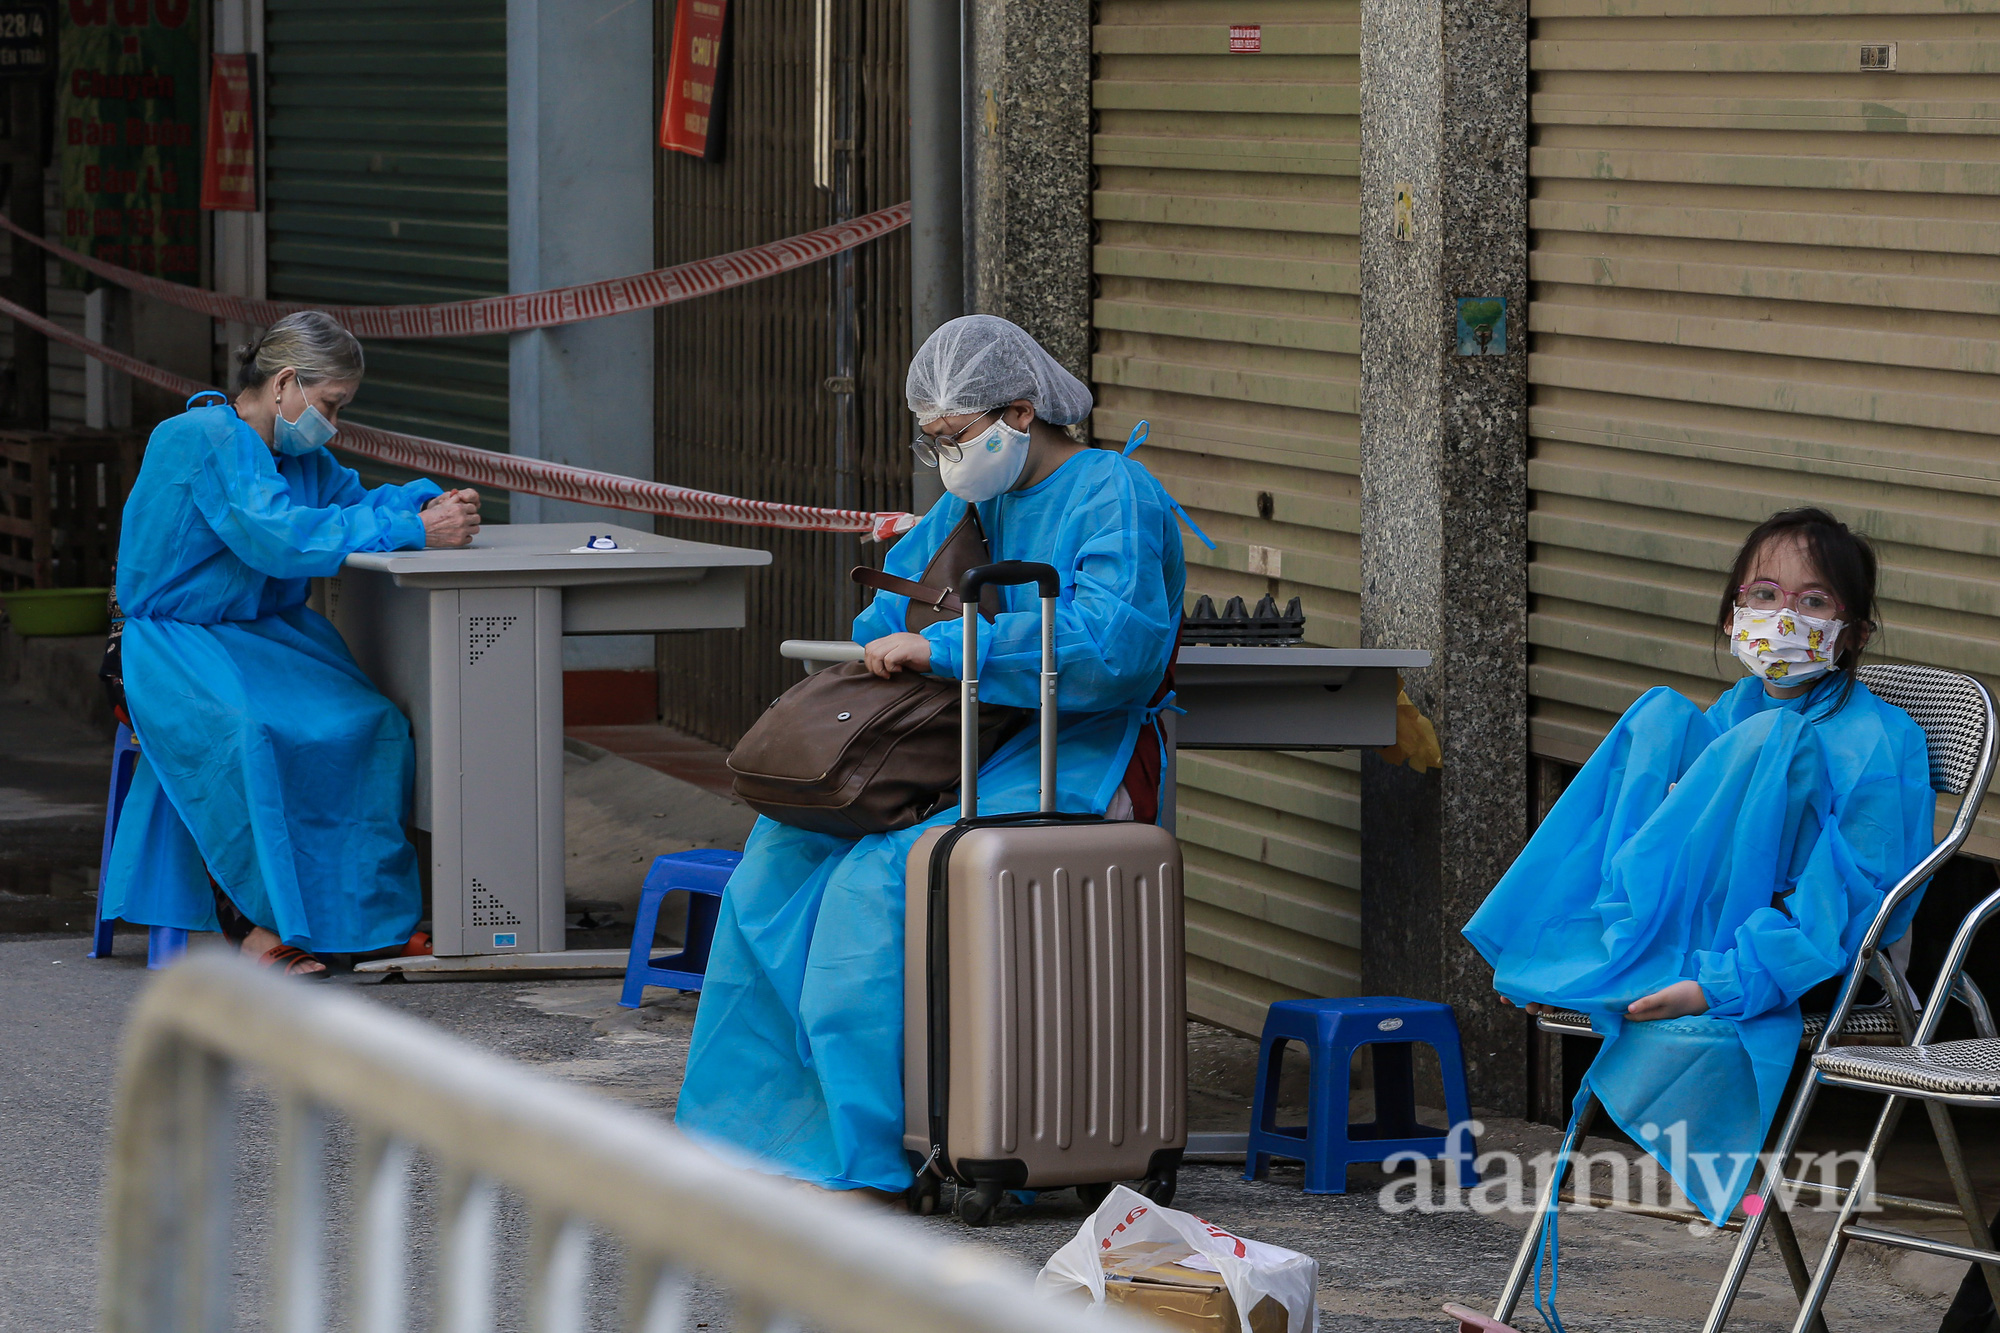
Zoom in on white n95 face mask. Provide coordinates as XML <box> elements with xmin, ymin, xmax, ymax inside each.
<box><xmin>939</xmin><ymin>417</ymin><xmax>1030</xmax><ymax>502</ymax></box>
<box><xmin>1730</xmin><ymin>605</ymin><xmax>1844</xmax><ymax>685</ymax></box>
<box><xmin>273</xmin><ymin>395</ymin><xmax>338</xmax><ymax>457</ymax></box>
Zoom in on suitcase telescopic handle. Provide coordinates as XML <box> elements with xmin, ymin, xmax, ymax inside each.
<box><xmin>959</xmin><ymin>561</ymin><xmax>1061</xmax><ymax>602</ymax></box>
<box><xmin>958</xmin><ymin>560</ymin><xmax>1060</xmax><ymax>818</ymax></box>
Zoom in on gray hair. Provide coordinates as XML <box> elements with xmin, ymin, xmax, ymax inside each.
<box><xmin>234</xmin><ymin>311</ymin><xmax>365</xmax><ymax>392</ymax></box>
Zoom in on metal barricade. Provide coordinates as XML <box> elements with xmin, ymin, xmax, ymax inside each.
<box><xmin>102</xmin><ymin>955</ymin><xmax>1141</xmax><ymax>1333</ymax></box>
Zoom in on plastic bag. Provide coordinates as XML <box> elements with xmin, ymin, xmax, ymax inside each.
<box><xmin>1035</xmin><ymin>1186</ymin><xmax>1318</xmax><ymax>1333</ymax></box>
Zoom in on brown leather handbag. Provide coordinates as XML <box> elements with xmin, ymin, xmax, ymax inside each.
<box><xmin>725</xmin><ymin>514</ymin><xmax>1022</xmax><ymax>837</ymax></box>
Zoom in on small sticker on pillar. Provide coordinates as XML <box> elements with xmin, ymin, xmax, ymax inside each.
<box><xmin>1393</xmin><ymin>183</ymin><xmax>1416</xmax><ymax>242</ymax></box>
<box><xmin>1229</xmin><ymin>24</ymin><xmax>1260</xmax><ymax>51</ymax></box>
<box><xmin>493</xmin><ymin>932</ymin><xmax>518</xmax><ymax>948</ymax></box>
<box><xmin>1247</xmin><ymin>544</ymin><xmax>1283</xmax><ymax>579</ymax></box>
<box><xmin>1455</xmin><ymin>297</ymin><xmax>1508</xmax><ymax>356</ymax></box>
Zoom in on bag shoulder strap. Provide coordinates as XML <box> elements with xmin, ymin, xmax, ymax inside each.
<box><xmin>851</xmin><ymin>507</ymin><xmax>997</xmax><ymax>624</ymax></box>
<box><xmin>851</xmin><ymin>565</ymin><xmax>962</xmax><ymax>614</ymax></box>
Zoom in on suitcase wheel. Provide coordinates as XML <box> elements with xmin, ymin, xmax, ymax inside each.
<box><xmin>905</xmin><ymin>1171</ymin><xmax>941</xmax><ymax>1216</ymax></box>
<box><xmin>1138</xmin><ymin>1168</ymin><xmax>1177</xmax><ymax>1208</ymax></box>
<box><xmin>1075</xmin><ymin>1182</ymin><xmax>1113</xmax><ymax>1211</ymax></box>
<box><xmin>955</xmin><ymin>1180</ymin><xmax>1006</xmax><ymax>1228</ymax></box>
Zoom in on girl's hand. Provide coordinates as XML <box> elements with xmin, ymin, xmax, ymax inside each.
<box><xmin>863</xmin><ymin>632</ymin><xmax>931</xmax><ymax>678</ymax></box>
<box><xmin>1625</xmin><ymin>980</ymin><xmax>1708</xmax><ymax>1022</ymax></box>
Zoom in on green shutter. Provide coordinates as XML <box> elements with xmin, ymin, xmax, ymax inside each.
<box><xmin>263</xmin><ymin>0</ymin><xmax>510</xmax><ymax>492</ymax></box>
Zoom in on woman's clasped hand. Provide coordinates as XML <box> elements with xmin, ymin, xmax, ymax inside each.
<box><xmin>420</xmin><ymin>487</ymin><xmax>483</xmax><ymax>548</ymax></box>
<box><xmin>862</xmin><ymin>631</ymin><xmax>931</xmax><ymax>678</ymax></box>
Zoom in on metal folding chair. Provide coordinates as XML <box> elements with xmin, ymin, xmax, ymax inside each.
<box><xmin>1480</xmin><ymin>664</ymin><xmax>1997</xmax><ymax>1333</ymax></box>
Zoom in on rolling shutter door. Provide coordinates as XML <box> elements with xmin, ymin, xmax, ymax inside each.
<box><xmin>1527</xmin><ymin>0</ymin><xmax>2000</xmax><ymax>857</ymax></box>
<box><xmin>1091</xmin><ymin>0</ymin><xmax>1362</xmax><ymax>1036</ymax></box>
<box><xmin>264</xmin><ymin>0</ymin><xmax>509</xmax><ymax>480</ymax></box>
<box><xmin>650</xmin><ymin>0</ymin><xmax>912</xmax><ymax>748</ymax></box>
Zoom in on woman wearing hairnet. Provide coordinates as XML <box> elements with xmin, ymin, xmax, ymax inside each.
<box><xmin>676</xmin><ymin>315</ymin><xmax>1188</xmax><ymax>1194</ymax></box>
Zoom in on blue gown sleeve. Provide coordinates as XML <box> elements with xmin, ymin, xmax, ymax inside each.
<box><xmin>189</xmin><ymin>434</ymin><xmax>429</xmax><ymax>580</ymax></box>
<box><xmin>314</xmin><ymin>453</ymin><xmax>445</xmax><ymax>515</ymax></box>
<box><xmin>1695</xmin><ymin>770</ymin><xmax>1930</xmax><ymax>1019</ymax></box>
<box><xmin>919</xmin><ymin>471</ymin><xmax>1174</xmax><ymax>712</ymax></box>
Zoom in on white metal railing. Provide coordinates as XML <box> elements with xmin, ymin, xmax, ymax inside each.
<box><xmin>102</xmin><ymin>954</ymin><xmax>1145</xmax><ymax>1333</ymax></box>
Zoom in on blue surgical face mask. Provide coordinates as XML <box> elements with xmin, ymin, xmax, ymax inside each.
<box><xmin>273</xmin><ymin>381</ymin><xmax>338</xmax><ymax>456</ymax></box>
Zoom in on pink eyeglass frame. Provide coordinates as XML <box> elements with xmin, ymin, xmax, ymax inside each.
<box><xmin>1737</xmin><ymin>581</ymin><xmax>1844</xmax><ymax>614</ymax></box>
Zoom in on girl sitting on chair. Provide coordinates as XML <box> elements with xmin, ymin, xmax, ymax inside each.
<box><xmin>1465</xmin><ymin>507</ymin><xmax>1936</xmax><ymax>1223</ymax></box>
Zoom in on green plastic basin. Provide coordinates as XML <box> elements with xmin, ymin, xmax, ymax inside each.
<box><xmin>2</xmin><ymin>587</ymin><xmax>111</xmax><ymax>637</ymax></box>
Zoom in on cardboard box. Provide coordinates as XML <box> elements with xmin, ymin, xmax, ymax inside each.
<box><xmin>1098</xmin><ymin>1242</ymin><xmax>1288</xmax><ymax>1333</ymax></box>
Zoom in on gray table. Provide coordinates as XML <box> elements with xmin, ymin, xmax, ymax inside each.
<box><xmin>778</xmin><ymin>640</ymin><xmax>1432</xmax><ymax>824</ymax></box>
<box><xmin>322</xmin><ymin>522</ymin><xmax>769</xmax><ymax>973</ymax></box>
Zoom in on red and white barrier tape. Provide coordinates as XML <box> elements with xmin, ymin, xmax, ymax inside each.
<box><xmin>0</xmin><ymin>202</ymin><xmax>909</xmax><ymax>340</ymax></box>
<box><xmin>0</xmin><ymin>293</ymin><xmax>918</xmax><ymax>541</ymax></box>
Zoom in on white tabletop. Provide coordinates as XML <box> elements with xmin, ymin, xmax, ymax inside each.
<box><xmin>344</xmin><ymin>522</ymin><xmax>771</xmax><ymax>589</ymax></box>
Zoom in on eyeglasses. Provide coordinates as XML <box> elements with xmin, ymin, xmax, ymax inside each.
<box><xmin>1738</xmin><ymin>581</ymin><xmax>1842</xmax><ymax>617</ymax></box>
<box><xmin>910</xmin><ymin>408</ymin><xmax>1003</xmax><ymax>468</ymax></box>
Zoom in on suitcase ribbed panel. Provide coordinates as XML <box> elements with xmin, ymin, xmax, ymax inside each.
<box><xmin>997</xmin><ymin>868</ymin><xmax>1019</xmax><ymax>1155</ymax></box>
<box><xmin>1091</xmin><ymin>865</ymin><xmax>1126</xmax><ymax>1147</ymax></box>
<box><xmin>1043</xmin><ymin>867</ymin><xmax>1074</xmax><ymax>1151</ymax></box>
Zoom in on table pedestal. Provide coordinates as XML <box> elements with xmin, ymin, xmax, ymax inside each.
<box><xmin>320</xmin><ymin>522</ymin><xmax>767</xmax><ymax>975</ymax></box>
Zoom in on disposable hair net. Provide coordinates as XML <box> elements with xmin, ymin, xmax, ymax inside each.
<box><xmin>906</xmin><ymin>314</ymin><xmax>1094</xmax><ymax>426</ymax></box>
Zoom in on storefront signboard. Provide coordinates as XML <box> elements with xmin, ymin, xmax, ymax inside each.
<box><xmin>198</xmin><ymin>52</ymin><xmax>255</xmax><ymax>211</ymax></box>
<box><xmin>659</xmin><ymin>0</ymin><xmax>728</xmax><ymax>161</ymax></box>
<box><xmin>56</xmin><ymin>0</ymin><xmax>201</xmax><ymax>283</ymax></box>
<box><xmin>0</xmin><ymin>1</ymin><xmax>53</xmax><ymax>78</ymax></box>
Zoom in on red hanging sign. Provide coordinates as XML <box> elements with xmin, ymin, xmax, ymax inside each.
<box><xmin>198</xmin><ymin>52</ymin><xmax>256</xmax><ymax>211</ymax></box>
<box><xmin>660</xmin><ymin>0</ymin><xmax>728</xmax><ymax>160</ymax></box>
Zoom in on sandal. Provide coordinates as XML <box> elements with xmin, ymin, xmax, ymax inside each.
<box><xmin>399</xmin><ymin>930</ymin><xmax>433</xmax><ymax>957</ymax></box>
<box><xmin>257</xmin><ymin>944</ymin><xmax>330</xmax><ymax>979</ymax></box>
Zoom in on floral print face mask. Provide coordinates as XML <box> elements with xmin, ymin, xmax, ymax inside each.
<box><xmin>1730</xmin><ymin>604</ymin><xmax>1845</xmax><ymax>684</ymax></box>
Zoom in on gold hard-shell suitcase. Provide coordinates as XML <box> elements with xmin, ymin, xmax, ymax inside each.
<box><xmin>901</xmin><ymin>560</ymin><xmax>1185</xmax><ymax>1226</ymax></box>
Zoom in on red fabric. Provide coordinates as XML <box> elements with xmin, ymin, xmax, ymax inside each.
<box><xmin>1118</xmin><ymin>642</ymin><xmax>1181</xmax><ymax>825</ymax></box>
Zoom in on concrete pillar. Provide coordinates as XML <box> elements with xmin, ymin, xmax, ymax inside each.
<box><xmin>210</xmin><ymin>0</ymin><xmax>265</xmax><ymax>365</ymax></box>
<box><xmin>1357</xmin><ymin>0</ymin><xmax>1530</xmax><ymax>1111</ymax></box>
<box><xmin>964</xmin><ymin>0</ymin><xmax>1092</xmax><ymax>392</ymax></box>
<box><xmin>507</xmin><ymin>0</ymin><xmax>657</xmax><ymax>696</ymax></box>
<box><xmin>909</xmin><ymin>0</ymin><xmax>964</xmax><ymax>514</ymax></box>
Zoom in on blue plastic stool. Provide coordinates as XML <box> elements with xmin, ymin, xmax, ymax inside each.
<box><xmin>618</xmin><ymin>848</ymin><xmax>742</xmax><ymax>1008</ymax></box>
<box><xmin>88</xmin><ymin>724</ymin><xmax>188</xmax><ymax>970</ymax></box>
<box><xmin>1244</xmin><ymin>996</ymin><xmax>1479</xmax><ymax>1194</ymax></box>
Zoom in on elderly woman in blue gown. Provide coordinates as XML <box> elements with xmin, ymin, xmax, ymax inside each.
<box><xmin>99</xmin><ymin>311</ymin><xmax>480</xmax><ymax>977</ymax></box>
<box><xmin>1466</xmin><ymin>508</ymin><xmax>1935</xmax><ymax>1225</ymax></box>
<box><xmin>676</xmin><ymin>316</ymin><xmax>1189</xmax><ymax>1194</ymax></box>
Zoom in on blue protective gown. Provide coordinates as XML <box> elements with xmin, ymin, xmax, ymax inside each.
<box><xmin>675</xmin><ymin>448</ymin><xmax>1188</xmax><ymax>1190</ymax></box>
<box><xmin>1465</xmin><ymin>678</ymin><xmax>1934</xmax><ymax>1222</ymax></box>
<box><xmin>98</xmin><ymin>401</ymin><xmax>442</xmax><ymax>954</ymax></box>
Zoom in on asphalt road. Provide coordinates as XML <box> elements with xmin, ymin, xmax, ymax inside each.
<box><xmin>0</xmin><ymin>932</ymin><xmax>1963</xmax><ymax>1333</ymax></box>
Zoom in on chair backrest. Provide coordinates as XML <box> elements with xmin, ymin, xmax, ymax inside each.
<box><xmin>1857</xmin><ymin>664</ymin><xmax>1993</xmax><ymax>797</ymax></box>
